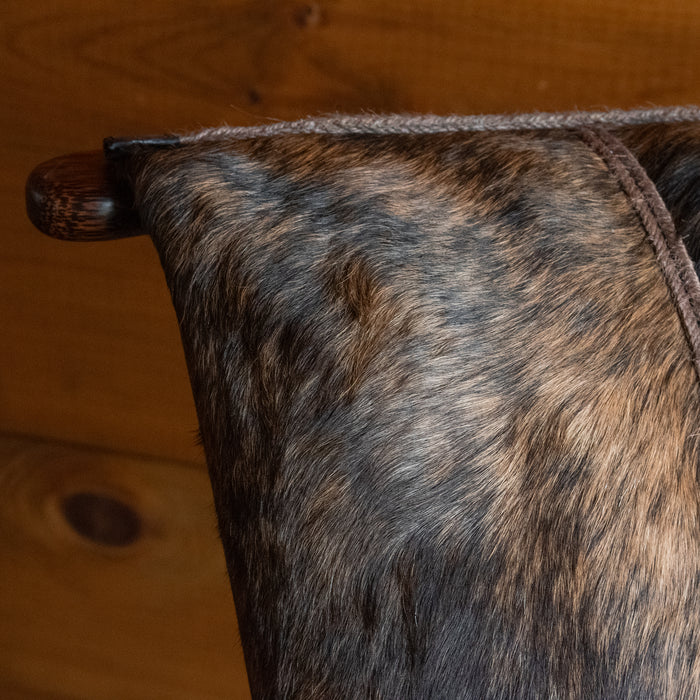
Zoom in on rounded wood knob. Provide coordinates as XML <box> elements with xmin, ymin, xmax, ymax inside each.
<box><xmin>25</xmin><ymin>151</ymin><xmax>143</xmax><ymax>240</ymax></box>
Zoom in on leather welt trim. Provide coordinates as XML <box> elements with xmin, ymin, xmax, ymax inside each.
<box><xmin>580</xmin><ymin>125</ymin><xmax>700</xmax><ymax>382</ymax></box>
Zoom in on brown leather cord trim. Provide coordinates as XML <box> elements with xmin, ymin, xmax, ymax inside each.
<box><xmin>177</xmin><ymin>106</ymin><xmax>700</xmax><ymax>143</ymax></box>
<box><xmin>580</xmin><ymin>125</ymin><xmax>700</xmax><ymax>381</ymax></box>
<box><xmin>107</xmin><ymin>107</ymin><xmax>700</xmax><ymax>159</ymax></box>
<box><xmin>108</xmin><ymin>108</ymin><xmax>700</xmax><ymax>155</ymax></box>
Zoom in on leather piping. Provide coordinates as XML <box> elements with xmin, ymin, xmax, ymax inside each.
<box><xmin>580</xmin><ymin>125</ymin><xmax>700</xmax><ymax>381</ymax></box>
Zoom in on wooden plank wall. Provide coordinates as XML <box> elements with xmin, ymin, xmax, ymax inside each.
<box><xmin>2</xmin><ymin>1</ymin><xmax>700</xmax><ymax>697</ymax></box>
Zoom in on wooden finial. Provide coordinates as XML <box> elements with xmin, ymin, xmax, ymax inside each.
<box><xmin>25</xmin><ymin>150</ymin><xmax>143</xmax><ymax>241</ymax></box>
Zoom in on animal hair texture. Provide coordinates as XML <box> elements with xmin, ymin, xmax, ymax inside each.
<box><xmin>114</xmin><ymin>108</ymin><xmax>700</xmax><ymax>698</ymax></box>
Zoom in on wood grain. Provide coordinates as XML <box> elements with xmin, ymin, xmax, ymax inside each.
<box><xmin>4</xmin><ymin>0</ymin><xmax>700</xmax><ymax>461</ymax></box>
<box><xmin>25</xmin><ymin>151</ymin><xmax>143</xmax><ymax>241</ymax></box>
<box><xmin>0</xmin><ymin>433</ymin><xmax>250</xmax><ymax>699</ymax></box>
<box><xmin>3</xmin><ymin>3</ymin><xmax>700</xmax><ymax>694</ymax></box>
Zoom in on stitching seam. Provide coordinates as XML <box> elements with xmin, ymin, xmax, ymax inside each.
<box><xmin>579</xmin><ymin>125</ymin><xmax>700</xmax><ymax>381</ymax></box>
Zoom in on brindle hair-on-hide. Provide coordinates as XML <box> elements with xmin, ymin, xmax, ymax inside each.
<box><xmin>120</xmin><ymin>121</ymin><xmax>700</xmax><ymax>698</ymax></box>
